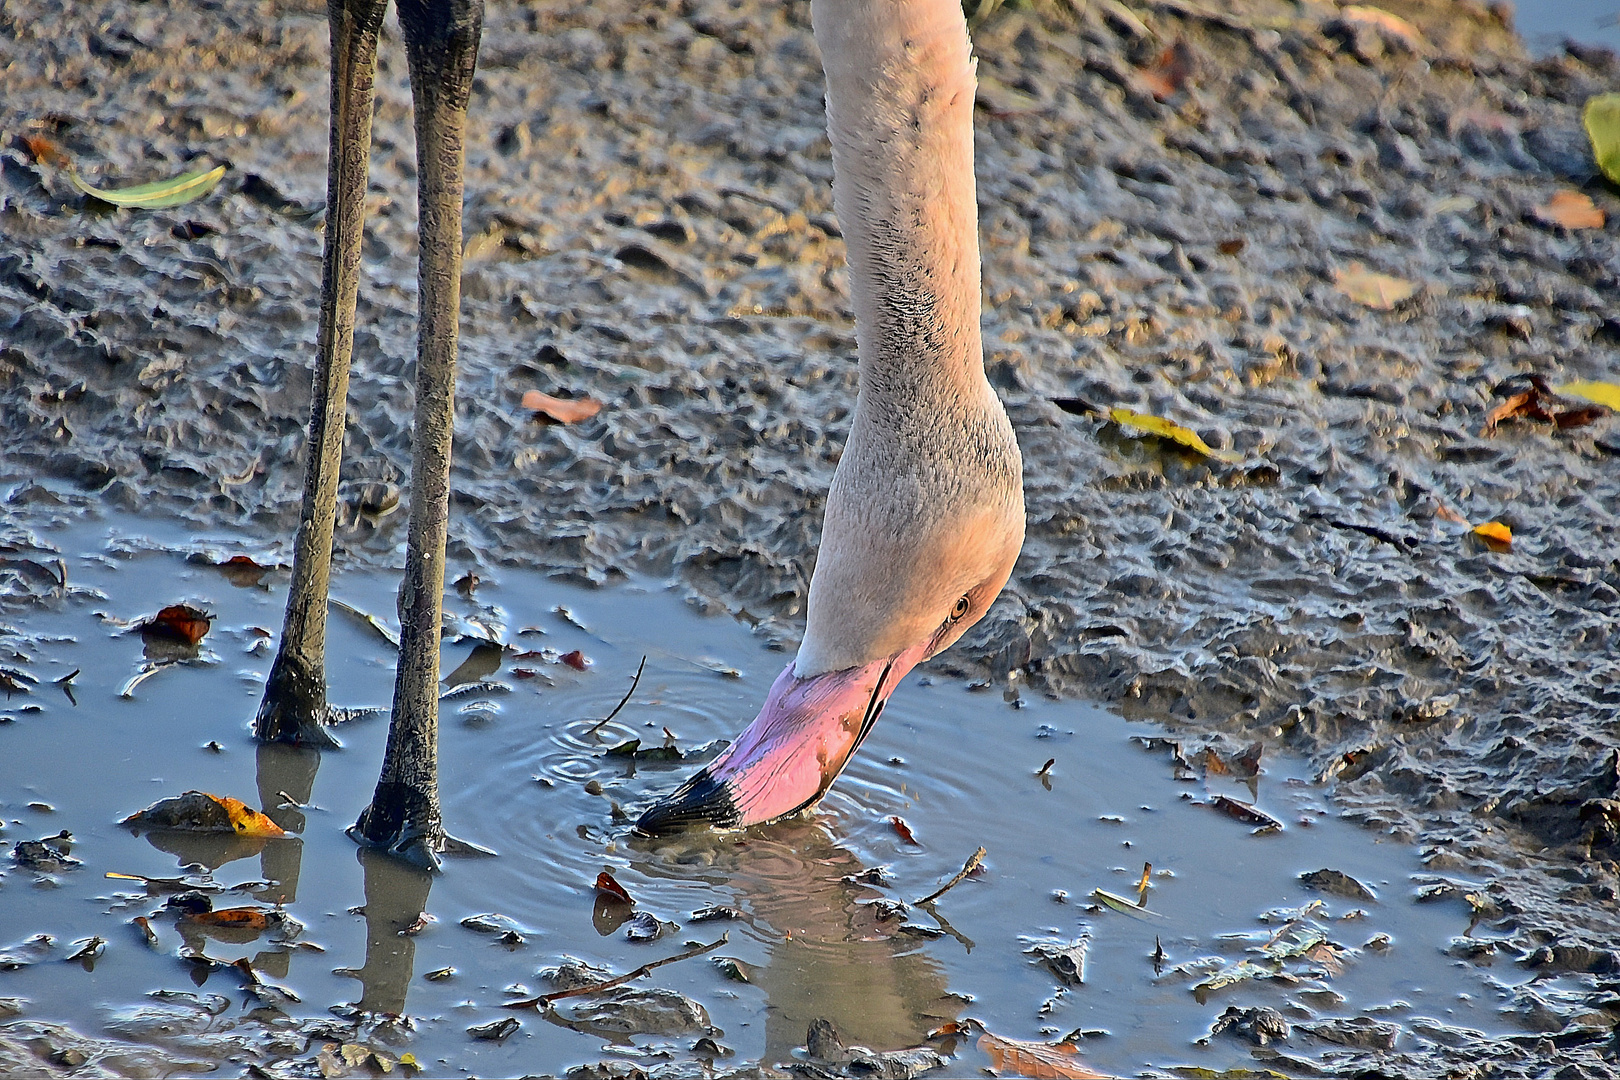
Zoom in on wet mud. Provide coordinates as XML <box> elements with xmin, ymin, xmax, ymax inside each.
<box><xmin>2</xmin><ymin>0</ymin><xmax>1620</xmax><ymax>1075</ymax></box>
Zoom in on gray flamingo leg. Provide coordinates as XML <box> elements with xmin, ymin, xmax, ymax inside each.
<box><xmin>349</xmin><ymin>0</ymin><xmax>490</xmax><ymax>869</ymax></box>
<box><xmin>255</xmin><ymin>0</ymin><xmax>390</xmax><ymax>749</ymax></box>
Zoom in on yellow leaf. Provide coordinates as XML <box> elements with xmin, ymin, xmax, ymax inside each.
<box><xmin>1557</xmin><ymin>379</ymin><xmax>1620</xmax><ymax>411</ymax></box>
<box><xmin>68</xmin><ymin>164</ymin><xmax>226</xmax><ymax>209</ymax></box>
<box><xmin>1472</xmin><ymin>521</ymin><xmax>1512</xmax><ymax>547</ymax></box>
<box><xmin>217</xmin><ymin>795</ymin><xmax>287</xmax><ymax>838</ymax></box>
<box><xmin>1583</xmin><ymin>93</ymin><xmax>1620</xmax><ymax>186</ymax></box>
<box><xmin>1333</xmin><ymin>263</ymin><xmax>1417</xmax><ymax>310</ymax></box>
<box><xmin>1107</xmin><ymin>408</ymin><xmax>1241</xmax><ymax>463</ymax></box>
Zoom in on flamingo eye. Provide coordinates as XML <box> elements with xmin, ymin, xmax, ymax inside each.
<box><xmin>950</xmin><ymin>595</ymin><xmax>971</xmax><ymax>621</ymax></box>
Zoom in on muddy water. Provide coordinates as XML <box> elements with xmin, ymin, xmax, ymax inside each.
<box><xmin>0</xmin><ymin>513</ymin><xmax>1547</xmax><ymax>1076</ymax></box>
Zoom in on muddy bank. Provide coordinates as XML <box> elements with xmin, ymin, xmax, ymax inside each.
<box><xmin>2</xmin><ymin>0</ymin><xmax>1619</xmax><ymax>1073</ymax></box>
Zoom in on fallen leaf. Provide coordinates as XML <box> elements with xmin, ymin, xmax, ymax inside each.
<box><xmin>69</xmin><ymin>163</ymin><xmax>226</xmax><ymax>210</ymax></box>
<box><xmin>1584</xmin><ymin>93</ymin><xmax>1620</xmax><ymax>185</ymax></box>
<box><xmin>976</xmin><ymin>1029</ymin><xmax>1109</xmax><ymax>1079</ymax></box>
<box><xmin>1107</xmin><ymin>408</ymin><xmax>1241</xmax><ymax>463</ymax></box>
<box><xmin>22</xmin><ymin>134</ymin><xmax>68</xmax><ymax>167</ymax></box>
<box><xmin>216</xmin><ymin>555</ymin><xmax>272</xmax><ymax>587</ymax></box>
<box><xmin>1090</xmin><ymin>888</ymin><xmax>1165</xmax><ymax>920</ymax></box>
<box><xmin>140</xmin><ymin>604</ymin><xmax>211</xmax><ymax>645</ymax></box>
<box><xmin>1558</xmin><ymin>379</ymin><xmax>1620</xmax><ymax>411</ymax></box>
<box><xmin>560</xmin><ymin>649</ymin><xmax>592</xmax><ymax>671</ymax></box>
<box><xmin>182</xmin><ymin>907</ymin><xmax>275</xmax><ymax>931</ymax></box>
<box><xmin>1533</xmin><ymin>189</ymin><xmax>1605</xmax><ymax>230</ymax></box>
<box><xmin>1555</xmin><ymin>405</ymin><xmax>1607</xmax><ymax>430</ymax></box>
<box><xmin>1434</xmin><ymin>504</ymin><xmax>1469</xmax><ymax>525</ymax></box>
<box><xmin>1209</xmin><ymin>795</ymin><xmax>1283</xmax><ymax>832</ymax></box>
<box><xmin>1333</xmin><ymin>263</ymin><xmax>1416</xmax><ymax>310</ymax></box>
<box><xmin>121</xmin><ymin>791</ymin><xmax>287</xmax><ymax>837</ymax></box>
<box><xmin>1136</xmin><ymin>40</ymin><xmax>1195</xmax><ymax>102</ymax></box>
<box><xmin>1340</xmin><ymin>5</ymin><xmax>1428</xmax><ymax>51</ymax></box>
<box><xmin>889</xmin><ymin>815</ymin><xmax>919</xmax><ymax>844</ymax></box>
<box><xmin>1472</xmin><ymin>521</ymin><xmax>1512</xmax><ymax>549</ymax></box>
<box><xmin>1216</xmin><ymin>239</ymin><xmax>1245</xmax><ymax>256</ymax></box>
<box><xmin>521</xmin><ymin>390</ymin><xmax>601</xmax><ymax>424</ymax></box>
<box><xmin>595</xmin><ymin>871</ymin><xmax>634</xmax><ymax>905</ymax></box>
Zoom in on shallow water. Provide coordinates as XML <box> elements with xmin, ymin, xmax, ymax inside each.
<box><xmin>0</xmin><ymin>512</ymin><xmax>1558</xmax><ymax>1076</ymax></box>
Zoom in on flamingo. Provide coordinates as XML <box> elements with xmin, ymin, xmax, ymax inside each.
<box><xmin>253</xmin><ymin>0</ymin><xmax>1022</xmax><ymax>861</ymax></box>
<box><xmin>638</xmin><ymin>0</ymin><xmax>1025</xmax><ymax>831</ymax></box>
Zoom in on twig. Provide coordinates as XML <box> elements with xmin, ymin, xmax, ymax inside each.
<box><xmin>502</xmin><ymin>932</ymin><xmax>728</xmax><ymax>1009</ymax></box>
<box><xmin>913</xmin><ymin>846</ymin><xmax>987</xmax><ymax>906</ymax></box>
<box><xmin>586</xmin><ymin>655</ymin><xmax>645</xmax><ymax>737</ymax></box>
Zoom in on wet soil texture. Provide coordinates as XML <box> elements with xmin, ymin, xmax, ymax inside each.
<box><xmin>2</xmin><ymin>0</ymin><xmax>1620</xmax><ymax>1074</ymax></box>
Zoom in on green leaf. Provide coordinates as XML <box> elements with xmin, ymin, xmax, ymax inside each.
<box><xmin>1584</xmin><ymin>94</ymin><xmax>1620</xmax><ymax>185</ymax></box>
<box><xmin>69</xmin><ymin>163</ymin><xmax>226</xmax><ymax>209</ymax></box>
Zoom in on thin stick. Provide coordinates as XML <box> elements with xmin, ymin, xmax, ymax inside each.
<box><xmin>502</xmin><ymin>932</ymin><xmax>727</xmax><ymax>1009</ymax></box>
<box><xmin>587</xmin><ymin>655</ymin><xmax>645</xmax><ymax>737</ymax></box>
<box><xmin>913</xmin><ymin>846</ymin><xmax>986</xmax><ymax>906</ymax></box>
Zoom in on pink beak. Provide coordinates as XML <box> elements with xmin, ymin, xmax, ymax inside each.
<box><xmin>636</xmin><ymin>644</ymin><xmax>927</xmax><ymax>833</ymax></box>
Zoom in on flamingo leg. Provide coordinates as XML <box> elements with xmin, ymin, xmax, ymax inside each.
<box><xmin>255</xmin><ymin>0</ymin><xmax>389</xmax><ymax>748</ymax></box>
<box><xmin>350</xmin><ymin>0</ymin><xmax>488</xmax><ymax>869</ymax></box>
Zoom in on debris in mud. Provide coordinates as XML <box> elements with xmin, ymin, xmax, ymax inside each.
<box><xmin>565</xmin><ymin>987</ymin><xmax>712</xmax><ymax>1036</ymax></box>
<box><xmin>1091</xmin><ymin>887</ymin><xmax>1164</xmax><ymax>920</ymax></box>
<box><xmin>0</xmin><ymin>935</ymin><xmax>54</xmax><ymax>970</ymax></box>
<box><xmin>467</xmin><ymin>1016</ymin><xmax>520</xmax><ymax>1041</ymax></box>
<box><xmin>603</xmin><ymin>738</ymin><xmax>684</xmax><ymax>762</ymax></box>
<box><xmin>1332</xmin><ymin>263</ymin><xmax>1417</xmax><ymax>310</ymax></box>
<box><xmin>913</xmin><ymin>846</ymin><xmax>986</xmax><ymax>905</ymax></box>
<box><xmin>888</xmin><ymin>815</ymin><xmax>919</xmax><ymax>844</ymax></box>
<box><xmin>1024</xmin><ymin>935</ymin><xmax>1090</xmax><ymax>986</ymax></box>
<box><xmin>801</xmin><ymin>1018</ymin><xmax>951</xmax><ymax>1079</ymax></box>
<box><xmin>459</xmin><ymin>912</ymin><xmax>528</xmax><ymax>937</ymax></box>
<box><xmin>587</xmin><ymin>656</ymin><xmax>646</xmax><ymax>735</ymax></box>
<box><xmin>105</xmin><ymin>870</ymin><xmax>221</xmax><ymax>895</ymax></box>
<box><xmin>1198</xmin><ymin>741</ymin><xmax>1262</xmax><ymax>779</ymax></box>
<box><xmin>1299</xmin><ymin>869</ymin><xmax>1377</xmax><ymax>902</ymax></box>
<box><xmin>688</xmin><ymin>904</ymin><xmax>743</xmax><ymax>922</ymax></box>
<box><xmin>1206</xmin><ymin>795</ymin><xmax>1283</xmax><ymax>833</ymax></box>
<box><xmin>507</xmin><ymin>934</ymin><xmax>727</xmax><ymax>1009</ymax></box>
<box><xmin>1297</xmin><ymin>1015</ymin><xmax>1399</xmax><ymax>1050</ymax></box>
<box><xmin>560</xmin><ymin>649</ymin><xmax>592</xmax><ymax>671</ymax></box>
<box><xmin>11</xmin><ymin>832</ymin><xmax>77</xmax><ymax>873</ymax></box>
<box><xmin>623</xmin><ymin>911</ymin><xmax>673</xmax><ymax>943</ymax></box>
<box><xmin>121</xmin><ymin>792</ymin><xmax>286</xmax><ymax>837</ymax></box>
<box><xmin>1135</xmin><ymin>39</ymin><xmax>1195</xmax><ymax>103</ymax></box>
<box><xmin>1482</xmin><ymin>376</ymin><xmax>1610</xmax><ymax>435</ymax></box>
<box><xmin>521</xmin><ymin>390</ymin><xmax>602</xmax><ymax>425</ymax></box>
<box><xmin>1202</xmin><ymin>1005</ymin><xmax>1290</xmax><ymax>1046</ymax></box>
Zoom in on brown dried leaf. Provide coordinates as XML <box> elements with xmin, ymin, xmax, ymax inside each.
<box><xmin>23</xmin><ymin>134</ymin><xmax>69</xmax><ymax>167</ymax></box>
<box><xmin>1216</xmin><ymin>238</ymin><xmax>1245</xmax><ymax>255</ymax></box>
<box><xmin>1333</xmin><ymin>263</ymin><xmax>1417</xmax><ymax>310</ymax></box>
<box><xmin>183</xmin><ymin>907</ymin><xmax>274</xmax><ymax>931</ymax></box>
<box><xmin>560</xmin><ymin>649</ymin><xmax>592</xmax><ymax>671</ymax></box>
<box><xmin>521</xmin><ymin>390</ymin><xmax>602</xmax><ymax>424</ymax></box>
<box><xmin>888</xmin><ymin>815</ymin><xmax>919</xmax><ymax>845</ymax></box>
<box><xmin>976</xmin><ymin>1030</ymin><xmax>1109</xmax><ymax>1079</ymax></box>
<box><xmin>1533</xmin><ymin>189</ymin><xmax>1605</xmax><ymax>230</ymax></box>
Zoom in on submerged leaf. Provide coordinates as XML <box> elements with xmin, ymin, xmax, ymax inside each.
<box><xmin>1583</xmin><ymin>93</ymin><xmax>1620</xmax><ymax>185</ymax></box>
<box><xmin>69</xmin><ymin>164</ymin><xmax>226</xmax><ymax>209</ymax></box>
<box><xmin>976</xmin><ymin>1030</ymin><xmax>1109</xmax><ymax>1079</ymax></box>
<box><xmin>1107</xmin><ymin>408</ymin><xmax>1241</xmax><ymax>463</ymax></box>
<box><xmin>1333</xmin><ymin>263</ymin><xmax>1416</xmax><ymax>310</ymax></box>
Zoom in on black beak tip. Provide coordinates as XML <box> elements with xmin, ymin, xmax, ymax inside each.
<box><xmin>634</xmin><ymin>769</ymin><xmax>743</xmax><ymax>835</ymax></box>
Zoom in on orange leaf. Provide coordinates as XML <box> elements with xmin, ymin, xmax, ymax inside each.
<box><xmin>595</xmin><ymin>871</ymin><xmax>633</xmax><ymax>905</ymax></box>
<box><xmin>1434</xmin><ymin>504</ymin><xmax>1469</xmax><ymax>526</ymax></box>
<box><xmin>1533</xmin><ymin>190</ymin><xmax>1605</xmax><ymax>230</ymax></box>
<box><xmin>121</xmin><ymin>791</ymin><xmax>286</xmax><ymax>837</ymax></box>
<box><xmin>1333</xmin><ymin>263</ymin><xmax>1417</xmax><ymax>310</ymax></box>
<box><xmin>142</xmin><ymin>604</ymin><xmax>212</xmax><ymax>645</ymax></box>
<box><xmin>183</xmin><ymin>907</ymin><xmax>272</xmax><ymax>930</ymax></box>
<box><xmin>522</xmin><ymin>390</ymin><xmax>602</xmax><ymax>424</ymax></box>
<box><xmin>1473</xmin><ymin>521</ymin><xmax>1512</xmax><ymax>549</ymax></box>
<box><xmin>22</xmin><ymin>134</ymin><xmax>68</xmax><ymax>168</ymax></box>
<box><xmin>976</xmin><ymin>1030</ymin><xmax>1110</xmax><ymax>1079</ymax></box>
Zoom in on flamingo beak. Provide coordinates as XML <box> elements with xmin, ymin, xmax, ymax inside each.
<box><xmin>635</xmin><ymin>645</ymin><xmax>926</xmax><ymax>834</ymax></box>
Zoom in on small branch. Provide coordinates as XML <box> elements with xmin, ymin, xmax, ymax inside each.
<box><xmin>913</xmin><ymin>846</ymin><xmax>986</xmax><ymax>906</ymax></box>
<box><xmin>587</xmin><ymin>655</ymin><xmax>645</xmax><ymax>737</ymax></box>
<box><xmin>503</xmin><ymin>932</ymin><xmax>727</xmax><ymax>1009</ymax></box>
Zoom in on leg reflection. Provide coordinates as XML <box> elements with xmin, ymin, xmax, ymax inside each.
<box><xmin>255</xmin><ymin>742</ymin><xmax>321</xmax><ymax>905</ymax></box>
<box><xmin>338</xmin><ymin>846</ymin><xmax>435</xmax><ymax>1017</ymax></box>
